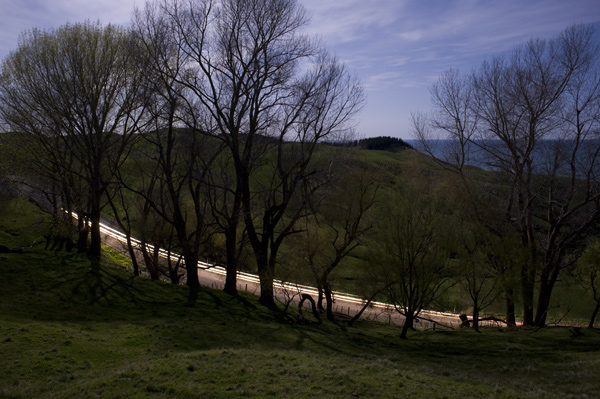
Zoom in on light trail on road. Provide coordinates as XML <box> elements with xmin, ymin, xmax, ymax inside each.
<box><xmin>92</xmin><ymin>215</ymin><xmax>463</xmax><ymax>327</ymax></box>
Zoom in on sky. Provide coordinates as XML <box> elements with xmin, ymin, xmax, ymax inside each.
<box><xmin>1</xmin><ymin>0</ymin><xmax>599</xmax><ymax>139</ymax></box>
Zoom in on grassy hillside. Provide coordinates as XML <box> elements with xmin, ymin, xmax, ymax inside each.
<box><xmin>1</xmin><ymin>195</ymin><xmax>600</xmax><ymax>398</ymax></box>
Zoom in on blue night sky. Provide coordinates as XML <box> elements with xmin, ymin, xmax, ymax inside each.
<box><xmin>1</xmin><ymin>0</ymin><xmax>599</xmax><ymax>138</ymax></box>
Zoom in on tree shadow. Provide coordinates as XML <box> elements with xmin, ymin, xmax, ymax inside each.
<box><xmin>185</xmin><ymin>286</ymin><xmax>223</xmax><ymax>309</ymax></box>
<box><xmin>69</xmin><ymin>256</ymin><xmax>148</xmax><ymax>307</ymax></box>
<box><xmin>229</xmin><ymin>293</ymin><xmax>257</xmax><ymax>310</ymax></box>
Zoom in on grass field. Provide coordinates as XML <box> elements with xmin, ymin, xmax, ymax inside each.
<box><xmin>1</xmin><ymin>195</ymin><xmax>600</xmax><ymax>398</ymax></box>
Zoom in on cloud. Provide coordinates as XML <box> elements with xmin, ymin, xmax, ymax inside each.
<box><xmin>392</xmin><ymin>0</ymin><xmax>599</xmax><ymax>61</ymax></box>
<box><xmin>2</xmin><ymin>0</ymin><xmax>599</xmax><ymax>138</ymax></box>
<box><xmin>397</xmin><ymin>30</ymin><xmax>424</xmax><ymax>42</ymax></box>
<box><xmin>302</xmin><ymin>0</ymin><xmax>405</xmax><ymax>45</ymax></box>
<box><xmin>0</xmin><ymin>0</ymin><xmax>140</xmax><ymax>60</ymax></box>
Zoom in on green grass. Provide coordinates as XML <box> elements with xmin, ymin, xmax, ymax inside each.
<box><xmin>2</xmin><ymin>196</ymin><xmax>600</xmax><ymax>398</ymax></box>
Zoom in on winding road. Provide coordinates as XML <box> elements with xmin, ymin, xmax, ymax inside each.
<box><xmin>98</xmin><ymin>218</ymin><xmax>470</xmax><ymax>330</ymax></box>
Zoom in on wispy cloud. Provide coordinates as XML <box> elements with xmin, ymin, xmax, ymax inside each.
<box><xmin>1</xmin><ymin>0</ymin><xmax>599</xmax><ymax>138</ymax></box>
<box><xmin>302</xmin><ymin>0</ymin><xmax>600</xmax><ymax>94</ymax></box>
<box><xmin>0</xmin><ymin>0</ymin><xmax>136</xmax><ymax>51</ymax></box>
<box><xmin>302</xmin><ymin>0</ymin><xmax>406</xmax><ymax>44</ymax></box>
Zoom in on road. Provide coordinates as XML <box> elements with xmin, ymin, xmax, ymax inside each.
<box><xmin>98</xmin><ymin>219</ymin><xmax>469</xmax><ymax>330</ymax></box>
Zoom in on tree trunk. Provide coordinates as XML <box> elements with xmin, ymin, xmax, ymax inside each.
<box><xmin>88</xmin><ymin>199</ymin><xmax>102</xmax><ymax>258</ymax></box>
<box><xmin>588</xmin><ymin>301</ymin><xmax>600</xmax><ymax>329</ymax></box>
<box><xmin>298</xmin><ymin>294</ymin><xmax>322</xmax><ymax>324</ymax></box>
<box><xmin>324</xmin><ymin>281</ymin><xmax>334</xmax><ymax>321</ymax></box>
<box><xmin>472</xmin><ymin>297</ymin><xmax>480</xmax><ymax>331</ymax></box>
<box><xmin>534</xmin><ymin>265</ymin><xmax>560</xmax><ymax>327</ymax></box>
<box><xmin>505</xmin><ymin>289</ymin><xmax>516</xmax><ymax>326</ymax></box>
<box><xmin>125</xmin><ymin>234</ymin><xmax>140</xmax><ymax>276</ymax></box>
<box><xmin>223</xmin><ymin>262</ymin><xmax>237</xmax><ymax>294</ymax></box>
<box><xmin>400</xmin><ymin>314</ymin><xmax>413</xmax><ymax>339</ymax></box>
<box><xmin>223</xmin><ymin>225</ymin><xmax>238</xmax><ymax>295</ymax></box>
<box><xmin>76</xmin><ymin>212</ymin><xmax>89</xmax><ymax>253</ymax></box>
<box><xmin>316</xmin><ymin>282</ymin><xmax>325</xmax><ymax>313</ymax></box>
<box><xmin>166</xmin><ymin>250</ymin><xmax>182</xmax><ymax>284</ymax></box>
<box><xmin>258</xmin><ymin>259</ymin><xmax>276</xmax><ymax>308</ymax></box>
<box><xmin>88</xmin><ymin>169</ymin><xmax>103</xmax><ymax>257</ymax></box>
<box><xmin>141</xmin><ymin>242</ymin><xmax>160</xmax><ymax>280</ymax></box>
<box><xmin>534</xmin><ymin>279</ymin><xmax>552</xmax><ymax>327</ymax></box>
<box><xmin>521</xmin><ymin>263</ymin><xmax>535</xmax><ymax>326</ymax></box>
<box><xmin>171</xmin><ymin>209</ymin><xmax>201</xmax><ymax>288</ymax></box>
<box><xmin>182</xmin><ymin>245</ymin><xmax>200</xmax><ymax>288</ymax></box>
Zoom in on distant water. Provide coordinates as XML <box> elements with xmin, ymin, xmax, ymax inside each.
<box><xmin>406</xmin><ymin>139</ymin><xmax>491</xmax><ymax>169</ymax></box>
<box><xmin>405</xmin><ymin>139</ymin><xmax>600</xmax><ymax>176</ymax></box>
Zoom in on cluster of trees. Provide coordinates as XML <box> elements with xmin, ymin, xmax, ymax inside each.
<box><xmin>0</xmin><ymin>0</ymin><xmax>363</xmax><ymax>309</ymax></box>
<box><xmin>0</xmin><ymin>22</ymin><xmax>146</xmax><ymax>256</ymax></box>
<box><xmin>321</xmin><ymin>136</ymin><xmax>413</xmax><ymax>151</ymax></box>
<box><xmin>412</xmin><ymin>24</ymin><xmax>600</xmax><ymax>328</ymax></box>
<box><xmin>357</xmin><ymin>136</ymin><xmax>413</xmax><ymax>151</ymax></box>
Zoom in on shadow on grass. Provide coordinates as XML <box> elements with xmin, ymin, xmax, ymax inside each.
<box><xmin>229</xmin><ymin>293</ymin><xmax>257</xmax><ymax>310</ymax></box>
<box><xmin>186</xmin><ymin>286</ymin><xmax>224</xmax><ymax>309</ymax></box>
<box><xmin>70</xmin><ymin>256</ymin><xmax>148</xmax><ymax>307</ymax></box>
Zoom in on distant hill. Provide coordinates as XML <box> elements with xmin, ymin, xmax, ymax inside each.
<box><xmin>358</xmin><ymin>136</ymin><xmax>413</xmax><ymax>151</ymax></box>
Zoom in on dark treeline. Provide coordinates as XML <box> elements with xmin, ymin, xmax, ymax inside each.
<box><xmin>322</xmin><ymin>136</ymin><xmax>413</xmax><ymax>151</ymax></box>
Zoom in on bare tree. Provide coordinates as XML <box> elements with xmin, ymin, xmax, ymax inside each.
<box><xmin>203</xmin><ymin>147</ymin><xmax>249</xmax><ymax>294</ymax></box>
<box><xmin>300</xmin><ymin>159</ymin><xmax>378</xmax><ymax>321</ymax></box>
<box><xmin>412</xmin><ymin>68</ymin><xmax>479</xmax><ymax>173</ymax></box>
<box><xmin>449</xmin><ymin>200</ymin><xmax>501</xmax><ymax>330</ymax></box>
<box><xmin>576</xmin><ymin>239</ymin><xmax>600</xmax><ymax>328</ymax></box>
<box><xmin>474</xmin><ymin>25</ymin><xmax>600</xmax><ymax>326</ymax></box>
<box><xmin>4</xmin><ymin>131</ymin><xmax>87</xmax><ymax>252</ymax></box>
<box><xmin>243</xmin><ymin>55</ymin><xmax>363</xmax><ymax>307</ymax></box>
<box><xmin>371</xmin><ymin>182</ymin><xmax>452</xmax><ymax>339</ymax></box>
<box><xmin>414</xmin><ymin>24</ymin><xmax>600</xmax><ymax>327</ymax></box>
<box><xmin>130</xmin><ymin>3</ymin><xmax>222</xmax><ymax>288</ymax></box>
<box><xmin>105</xmin><ymin>168</ymin><xmax>143</xmax><ymax>276</ymax></box>
<box><xmin>150</xmin><ymin>0</ymin><xmax>364</xmax><ymax>306</ymax></box>
<box><xmin>0</xmin><ymin>21</ymin><xmax>148</xmax><ymax>258</ymax></box>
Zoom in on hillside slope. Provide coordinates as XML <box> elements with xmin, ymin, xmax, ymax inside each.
<box><xmin>1</xmin><ymin>196</ymin><xmax>600</xmax><ymax>398</ymax></box>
